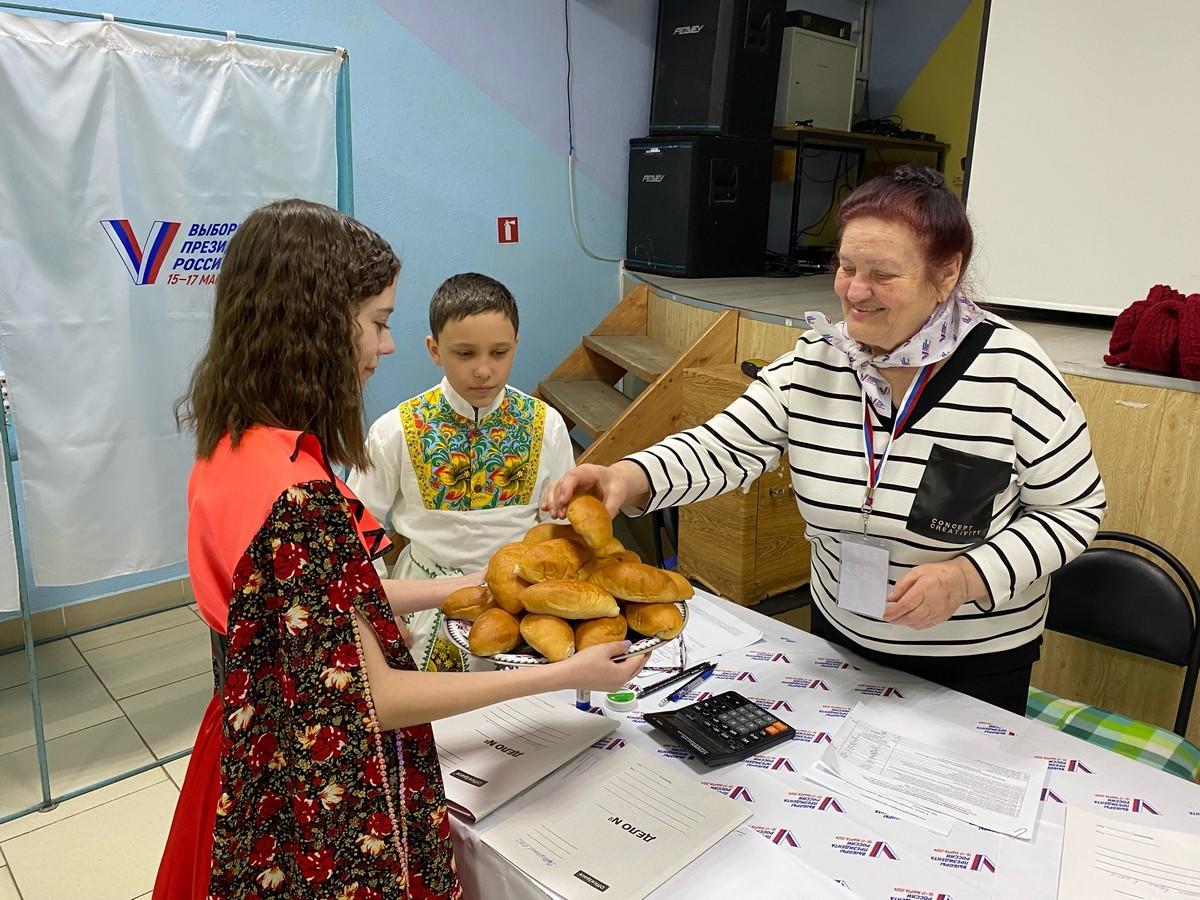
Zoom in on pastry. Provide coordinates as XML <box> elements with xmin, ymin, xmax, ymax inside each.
<box><xmin>486</xmin><ymin>543</ymin><xmax>532</xmax><ymax>615</ymax></box>
<box><xmin>467</xmin><ymin>607</ymin><xmax>521</xmax><ymax>656</ymax></box>
<box><xmin>518</xmin><ymin>580</ymin><xmax>620</xmax><ymax>619</ymax></box>
<box><xmin>441</xmin><ymin>584</ymin><xmax>497</xmax><ymax>622</ymax></box>
<box><xmin>663</xmin><ymin>570</ymin><xmax>694</xmax><ymax>600</ymax></box>
<box><xmin>624</xmin><ymin>602</ymin><xmax>684</xmax><ymax>640</ymax></box>
<box><xmin>574</xmin><ymin>614</ymin><xmax>628</xmax><ymax>651</ymax></box>
<box><xmin>596</xmin><ymin>537</ymin><xmax>625</xmax><ymax>558</ymax></box>
<box><xmin>566</xmin><ymin>493</ymin><xmax>613</xmax><ymax>551</ymax></box>
<box><xmin>522</xmin><ymin>522</ymin><xmax>582</xmax><ymax>546</ymax></box>
<box><xmin>588</xmin><ymin>561</ymin><xmax>684</xmax><ymax>603</ymax></box>
<box><xmin>520</xmin><ymin>614</ymin><xmax>576</xmax><ymax>661</ymax></box>
<box><xmin>513</xmin><ymin>538</ymin><xmax>592</xmax><ymax>582</ymax></box>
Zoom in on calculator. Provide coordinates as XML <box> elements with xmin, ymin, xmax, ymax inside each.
<box><xmin>643</xmin><ymin>691</ymin><xmax>796</xmax><ymax>767</ymax></box>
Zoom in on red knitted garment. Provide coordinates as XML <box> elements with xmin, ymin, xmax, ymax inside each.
<box><xmin>1105</xmin><ymin>284</ymin><xmax>1190</xmax><ymax>376</ymax></box>
<box><xmin>1179</xmin><ymin>293</ymin><xmax>1200</xmax><ymax>380</ymax></box>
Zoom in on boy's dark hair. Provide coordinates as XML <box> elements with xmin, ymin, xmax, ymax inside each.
<box><xmin>175</xmin><ymin>198</ymin><xmax>399</xmax><ymax>469</ymax></box>
<box><xmin>428</xmin><ymin>273</ymin><xmax>519</xmax><ymax>340</ymax></box>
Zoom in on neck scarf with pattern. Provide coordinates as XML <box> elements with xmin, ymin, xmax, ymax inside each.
<box><xmin>805</xmin><ymin>288</ymin><xmax>984</xmax><ymax>416</ymax></box>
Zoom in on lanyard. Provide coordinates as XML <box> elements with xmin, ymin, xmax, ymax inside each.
<box><xmin>861</xmin><ymin>365</ymin><xmax>935</xmax><ymax>533</ymax></box>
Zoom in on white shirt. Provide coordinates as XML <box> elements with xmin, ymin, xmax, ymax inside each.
<box><xmin>349</xmin><ymin>378</ymin><xmax>575</xmax><ymax>573</ymax></box>
<box><xmin>625</xmin><ymin>316</ymin><xmax>1106</xmax><ymax>657</ymax></box>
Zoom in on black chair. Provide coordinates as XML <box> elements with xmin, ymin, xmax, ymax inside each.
<box><xmin>651</xmin><ymin>507</ymin><xmax>680</xmax><ymax>568</ymax></box>
<box><xmin>1047</xmin><ymin>531</ymin><xmax>1200</xmax><ymax>736</ymax></box>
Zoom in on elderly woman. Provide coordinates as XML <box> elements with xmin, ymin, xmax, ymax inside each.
<box><xmin>546</xmin><ymin>166</ymin><xmax>1105</xmax><ymax>715</ymax></box>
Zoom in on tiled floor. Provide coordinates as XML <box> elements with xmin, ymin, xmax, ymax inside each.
<box><xmin>0</xmin><ymin>598</ymin><xmax>813</xmax><ymax>898</ymax></box>
<box><xmin>0</xmin><ymin>605</ymin><xmax>210</xmax><ymax>899</ymax></box>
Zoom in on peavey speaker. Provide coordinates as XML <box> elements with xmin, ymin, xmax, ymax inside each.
<box><xmin>650</xmin><ymin>0</ymin><xmax>785</xmax><ymax>139</ymax></box>
<box><xmin>626</xmin><ymin>136</ymin><xmax>771</xmax><ymax>278</ymax></box>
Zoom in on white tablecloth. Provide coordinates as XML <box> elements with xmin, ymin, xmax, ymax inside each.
<box><xmin>450</xmin><ymin>595</ymin><xmax>1200</xmax><ymax>899</ymax></box>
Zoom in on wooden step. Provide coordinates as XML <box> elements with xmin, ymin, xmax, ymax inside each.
<box><xmin>539</xmin><ymin>380</ymin><xmax>630</xmax><ymax>439</ymax></box>
<box><xmin>581</xmin><ymin>334</ymin><xmax>678</xmax><ymax>382</ymax></box>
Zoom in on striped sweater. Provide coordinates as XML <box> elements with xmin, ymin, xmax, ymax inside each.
<box><xmin>626</xmin><ymin>316</ymin><xmax>1106</xmax><ymax>657</ymax></box>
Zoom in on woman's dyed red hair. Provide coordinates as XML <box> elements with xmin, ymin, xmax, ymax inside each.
<box><xmin>837</xmin><ymin>165</ymin><xmax>973</xmax><ymax>283</ymax></box>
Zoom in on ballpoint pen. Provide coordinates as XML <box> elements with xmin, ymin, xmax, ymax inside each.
<box><xmin>658</xmin><ymin>663</ymin><xmax>716</xmax><ymax>707</ymax></box>
<box><xmin>634</xmin><ymin>661</ymin><xmax>714</xmax><ymax>700</ymax></box>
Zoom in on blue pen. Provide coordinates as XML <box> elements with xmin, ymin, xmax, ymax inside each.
<box><xmin>658</xmin><ymin>664</ymin><xmax>716</xmax><ymax>707</ymax></box>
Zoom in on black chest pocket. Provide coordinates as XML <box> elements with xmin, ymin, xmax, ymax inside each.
<box><xmin>905</xmin><ymin>444</ymin><xmax>1012</xmax><ymax>544</ymax></box>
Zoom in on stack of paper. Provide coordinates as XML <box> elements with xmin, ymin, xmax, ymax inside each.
<box><xmin>433</xmin><ymin>695</ymin><xmax>617</xmax><ymax>823</ymax></box>
<box><xmin>807</xmin><ymin>702</ymin><xmax>1049</xmax><ymax>839</ymax></box>
<box><xmin>483</xmin><ymin>745</ymin><xmax>752</xmax><ymax>900</ymax></box>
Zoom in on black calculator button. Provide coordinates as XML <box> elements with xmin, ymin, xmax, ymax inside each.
<box><xmin>643</xmin><ymin>692</ymin><xmax>795</xmax><ymax>767</ymax></box>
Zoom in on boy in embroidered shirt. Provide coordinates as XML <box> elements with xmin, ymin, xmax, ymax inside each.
<box><xmin>349</xmin><ymin>273</ymin><xmax>574</xmax><ymax>672</ymax></box>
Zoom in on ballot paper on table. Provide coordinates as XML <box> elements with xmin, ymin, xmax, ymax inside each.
<box><xmin>820</xmin><ymin>702</ymin><xmax>1049</xmax><ymax>839</ymax></box>
<box><xmin>482</xmin><ymin>744</ymin><xmax>751</xmax><ymax>900</ymax></box>
<box><xmin>643</xmin><ymin>588</ymin><xmax>763</xmax><ymax>671</ymax></box>
<box><xmin>649</xmin><ymin>825</ymin><xmax>861</xmax><ymax>900</ymax></box>
<box><xmin>433</xmin><ymin>695</ymin><xmax>617</xmax><ymax>823</ymax></box>
<box><xmin>804</xmin><ymin>758</ymin><xmax>956</xmax><ymax>835</ymax></box>
<box><xmin>1058</xmin><ymin>805</ymin><xmax>1200</xmax><ymax>899</ymax></box>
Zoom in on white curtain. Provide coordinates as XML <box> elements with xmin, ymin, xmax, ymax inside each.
<box><xmin>0</xmin><ymin>12</ymin><xmax>342</xmax><ymax>586</ymax></box>
<box><xmin>0</xmin><ymin>447</ymin><xmax>18</xmax><ymax>612</ymax></box>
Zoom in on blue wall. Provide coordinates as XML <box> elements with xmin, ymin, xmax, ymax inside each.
<box><xmin>1</xmin><ymin>0</ymin><xmax>976</xmax><ymax>614</ymax></box>
<box><xmin>52</xmin><ymin>0</ymin><xmax>655</xmax><ymax>424</ymax></box>
<box><xmin>1</xmin><ymin>0</ymin><xmax>657</xmax><ymax>614</ymax></box>
<box><xmin>22</xmin><ymin>0</ymin><xmax>969</xmax><ymax>415</ymax></box>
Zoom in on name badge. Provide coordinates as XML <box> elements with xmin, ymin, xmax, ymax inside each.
<box><xmin>837</xmin><ymin>533</ymin><xmax>890</xmax><ymax>620</ymax></box>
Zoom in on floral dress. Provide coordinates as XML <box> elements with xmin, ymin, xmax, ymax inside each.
<box><xmin>154</xmin><ymin>428</ymin><xmax>461</xmax><ymax>899</ymax></box>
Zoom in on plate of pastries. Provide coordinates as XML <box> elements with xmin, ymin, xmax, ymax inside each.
<box><xmin>442</xmin><ymin>494</ymin><xmax>692</xmax><ymax>666</ymax></box>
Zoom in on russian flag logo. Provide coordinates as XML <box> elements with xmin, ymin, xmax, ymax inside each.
<box><xmin>770</xmin><ymin>829</ymin><xmax>798</xmax><ymax>847</ymax></box>
<box><xmin>970</xmin><ymin>854</ymin><xmax>996</xmax><ymax>873</ymax></box>
<box><xmin>101</xmin><ymin>219</ymin><xmax>181</xmax><ymax>285</ymax></box>
<box><xmin>868</xmin><ymin>841</ymin><xmax>897</xmax><ymax>860</ymax></box>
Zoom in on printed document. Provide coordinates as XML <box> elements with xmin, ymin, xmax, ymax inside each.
<box><xmin>483</xmin><ymin>745</ymin><xmax>751</xmax><ymax>899</ymax></box>
<box><xmin>433</xmin><ymin>695</ymin><xmax>616</xmax><ymax>822</ymax></box>
<box><xmin>1058</xmin><ymin>805</ymin><xmax>1200</xmax><ymax>899</ymax></box>
<box><xmin>821</xmin><ymin>703</ymin><xmax>1048</xmax><ymax>838</ymax></box>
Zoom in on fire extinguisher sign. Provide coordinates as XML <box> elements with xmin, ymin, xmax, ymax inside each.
<box><xmin>497</xmin><ymin>216</ymin><xmax>519</xmax><ymax>244</ymax></box>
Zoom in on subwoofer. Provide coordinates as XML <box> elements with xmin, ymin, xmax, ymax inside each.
<box><xmin>649</xmin><ymin>0</ymin><xmax>785</xmax><ymax>139</ymax></box>
<box><xmin>625</xmin><ymin>135</ymin><xmax>771</xmax><ymax>278</ymax></box>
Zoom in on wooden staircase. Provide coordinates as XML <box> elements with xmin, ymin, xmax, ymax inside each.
<box><xmin>538</xmin><ymin>283</ymin><xmax>738</xmax><ymax>465</ymax></box>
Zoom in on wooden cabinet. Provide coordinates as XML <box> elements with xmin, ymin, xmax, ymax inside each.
<box><xmin>1032</xmin><ymin>375</ymin><xmax>1200</xmax><ymax>744</ymax></box>
<box><xmin>675</xmin><ymin>365</ymin><xmax>811</xmax><ymax>605</ymax></box>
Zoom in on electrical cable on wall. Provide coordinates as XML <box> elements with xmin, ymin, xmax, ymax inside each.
<box><xmin>564</xmin><ymin>0</ymin><xmax>622</xmax><ymax>263</ymax></box>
